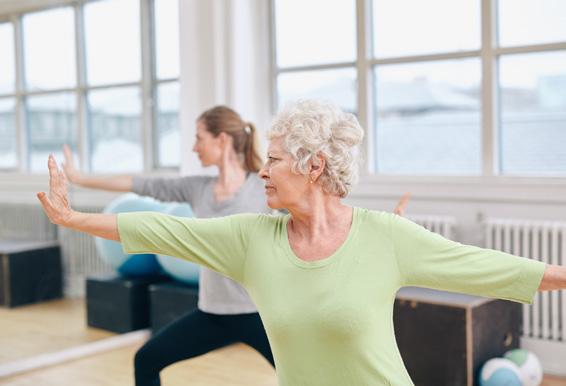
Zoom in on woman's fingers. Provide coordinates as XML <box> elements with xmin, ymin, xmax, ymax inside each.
<box><xmin>36</xmin><ymin>191</ymin><xmax>57</xmax><ymax>223</ymax></box>
<box><xmin>394</xmin><ymin>192</ymin><xmax>411</xmax><ymax>216</ymax></box>
<box><xmin>48</xmin><ymin>154</ymin><xmax>65</xmax><ymax>188</ymax></box>
<box><xmin>36</xmin><ymin>191</ymin><xmax>48</xmax><ymax>206</ymax></box>
<box><xmin>58</xmin><ymin>162</ymin><xmax>68</xmax><ymax>193</ymax></box>
<box><xmin>62</xmin><ymin>144</ymin><xmax>74</xmax><ymax>170</ymax></box>
<box><xmin>37</xmin><ymin>191</ymin><xmax>53</xmax><ymax>212</ymax></box>
<box><xmin>61</xmin><ymin>144</ymin><xmax>82</xmax><ymax>184</ymax></box>
<box><xmin>47</xmin><ymin>154</ymin><xmax>59</xmax><ymax>183</ymax></box>
<box><xmin>63</xmin><ymin>144</ymin><xmax>71</xmax><ymax>161</ymax></box>
<box><xmin>40</xmin><ymin>155</ymin><xmax>72</xmax><ymax>225</ymax></box>
<box><xmin>48</xmin><ymin>157</ymin><xmax>59</xmax><ymax>197</ymax></box>
<box><xmin>48</xmin><ymin>155</ymin><xmax>63</xmax><ymax>197</ymax></box>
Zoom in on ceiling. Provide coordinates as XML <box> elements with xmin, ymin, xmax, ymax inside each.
<box><xmin>0</xmin><ymin>0</ymin><xmax>76</xmax><ymax>16</ymax></box>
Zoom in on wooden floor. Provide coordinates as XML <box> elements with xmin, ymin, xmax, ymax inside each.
<box><xmin>0</xmin><ymin>298</ymin><xmax>114</xmax><ymax>364</ymax></box>
<box><xmin>546</xmin><ymin>376</ymin><xmax>566</xmax><ymax>386</ymax></box>
<box><xmin>1</xmin><ymin>299</ymin><xmax>565</xmax><ymax>385</ymax></box>
<box><xmin>2</xmin><ymin>341</ymin><xmax>564</xmax><ymax>386</ymax></box>
<box><xmin>1</xmin><ymin>343</ymin><xmax>277</xmax><ymax>386</ymax></box>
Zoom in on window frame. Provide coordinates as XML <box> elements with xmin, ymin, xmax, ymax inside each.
<box><xmin>0</xmin><ymin>0</ymin><xmax>181</xmax><ymax>174</ymax></box>
<box><xmin>269</xmin><ymin>0</ymin><xmax>566</xmax><ymax>179</ymax></box>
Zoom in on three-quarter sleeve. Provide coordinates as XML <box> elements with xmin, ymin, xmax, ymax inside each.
<box><xmin>390</xmin><ymin>214</ymin><xmax>546</xmax><ymax>304</ymax></box>
<box><xmin>117</xmin><ymin>212</ymin><xmax>257</xmax><ymax>283</ymax></box>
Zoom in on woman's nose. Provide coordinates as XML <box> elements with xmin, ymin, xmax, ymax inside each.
<box><xmin>259</xmin><ymin>163</ymin><xmax>269</xmax><ymax>179</ymax></box>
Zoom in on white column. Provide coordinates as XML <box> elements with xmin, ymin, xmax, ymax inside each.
<box><xmin>178</xmin><ymin>0</ymin><xmax>271</xmax><ymax>175</ymax></box>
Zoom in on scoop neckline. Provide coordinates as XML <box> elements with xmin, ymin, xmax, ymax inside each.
<box><xmin>282</xmin><ymin>206</ymin><xmax>359</xmax><ymax>269</ymax></box>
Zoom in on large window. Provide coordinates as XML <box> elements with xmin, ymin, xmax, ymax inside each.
<box><xmin>154</xmin><ymin>0</ymin><xmax>180</xmax><ymax>167</ymax></box>
<box><xmin>84</xmin><ymin>0</ymin><xmax>143</xmax><ymax>172</ymax></box>
<box><xmin>0</xmin><ymin>97</ymin><xmax>17</xmax><ymax>169</ymax></box>
<box><xmin>0</xmin><ymin>23</ymin><xmax>17</xmax><ymax>169</ymax></box>
<box><xmin>273</xmin><ymin>0</ymin><xmax>566</xmax><ymax>176</ymax></box>
<box><xmin>84</xmin><ymin>0</ymin><xmax>141</xmax><ymax>86</ymax></box>
<box><xmin>0</xmin><ymin>22</ymin><xmax>15</xmax><ymax>95</ymax></box>
<box><xmin>273</xmin><ymin>0</ymin><xmax>357</xmax><ymax>113</ymax></box>
<box><xmin>88</xmin><ymin>87</ymin><xmax>143</xmax><ymax>172</ymax></box>
<box><xmin>372</xmin><ymin>0</ymin><xmax>481</xmax><ymax>175</ymax></box>
<box><xmin>0</xmin><ymin>0</ymin><xmax>181</xmax><ymax>173</ymax></box>
<box><xmin>22</xmin><ymin>8</ymin><xmax>78</xmax><ymax>172</ymax></box>
<box><xmin>499</xmin><ymin>52</ymin><xmax>566</xmax><ymax>175</ymax></box>
<box><xmin>23</xmin><ymin>8</ymin><xmax>77</xmax><ymax>91</ymax></box>
<box><xmin>27</xmin><ymin>92</ymin><xmax>77</xmax><ymax>172</ymax></box>
<box><xmin>375</xmin><ymin>60</ymin><xmax>481</xmax><ymax>174</ymax></box>
<box><xmin>497</xmin><ymin>0</ymin><xmax>566</xmax><ymax>175</ymax></box>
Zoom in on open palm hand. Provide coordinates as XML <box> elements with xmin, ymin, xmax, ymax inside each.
<box><xmin>37</xmin><ymin>155</ymin><xmax>74</xmax><ymax>226</ymax></box>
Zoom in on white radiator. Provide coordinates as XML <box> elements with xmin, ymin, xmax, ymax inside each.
<box><xmin>409</xmin><ymin>214</ymin><xmax>455</xmax><ymax>239</ymax></box>
<box><xmin>0</xmin><ymin>203</ymin><xmax>57</xmax><ymax>241</ymax></box>
<box><xmin>485</xmin><ymin>218</ymin><xmax>566</xmax><ymax>375</ymax></box>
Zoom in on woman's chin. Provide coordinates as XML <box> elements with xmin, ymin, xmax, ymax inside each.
<box><xmin>266</xmin><ymin>197</ymin><xmax>283</xmax><ymax>210</ymax></box>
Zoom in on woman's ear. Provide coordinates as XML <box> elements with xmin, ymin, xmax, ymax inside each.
<box><xmin>310</xmin><ymin>153</ymin><xmax>326</xmax><ymax>181</ymax></box>
<box><xmin>218</xmin><ymin>132</ymin><xmax>232</xmax><ymax>148</ymax></box>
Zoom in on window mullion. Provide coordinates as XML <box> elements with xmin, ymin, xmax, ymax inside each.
<box><xmin>140</xmin><ymin>0</ymin><xmax>155</xmax><ymax>172</ymax></box>
<box><xmin>356</xmin><ymin>0</ymin><xmax>373</xmax><ymax>174</ymax></box>
<box><xmin>13</xmin><ymin>14</ymin><xmax>27</xmax><ymax>172</ymax></box>
<box><xmin>74</xmin><ymin>3</ymin><xmax>89</xmax><ymax>172</ymax></box>
<box><xmin>268</xmin><ymin>0</ymin><xmax>278</xmax><ymax>114</ymax></box>
<box><xmin>480</xmin><ymin>0</ymin><xmax>498</xmax><ymax>176</ymax></box>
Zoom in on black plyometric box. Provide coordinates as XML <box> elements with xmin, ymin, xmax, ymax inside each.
<box><xmin>0</xmin><ymin>240</ymin><xmax>62</xmax><ymax>308</ymax></box>
<box><xmin>149</xmin><ymin>281</ymin><xmax>199</xmax><ymax>333</ymax></box>
<box><xmin>86</xmin><ymin>274</ymin><xmax>170</xmax><ymax>333</ymax></box>
<box><xmin>394</xmin><ymin>287</ymin><xmax>521</xmax><ymax>386</ymax></box>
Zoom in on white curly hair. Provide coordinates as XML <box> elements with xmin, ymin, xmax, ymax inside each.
<box><xmin>268</xmin><ymin>100</ymin><xmax>364</xmax><ymax>197</ymax></box>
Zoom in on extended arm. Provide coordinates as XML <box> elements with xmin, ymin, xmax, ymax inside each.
<box><xmin>37</xmin><ymin>155</ymin><xmax>120</xmax><ymax>241</ymax></box>
<box><xmin>38</xmin><ymin>155</ymin><xmax>252</xmax><ymax>282</ymax></box>
<box><xmin>539</xmin><ymin>264</ymin><xmax>566</xmax><ymax>291</ymax></box>
<box><xmin>62</xmin><ymin>144</ymin><xmax>133</xmax><ymax>192</ymax></box>
<box><xmin>391</xmin><ymin>214</ymin><xmax>546</xmax><ymax>304</ymax></box>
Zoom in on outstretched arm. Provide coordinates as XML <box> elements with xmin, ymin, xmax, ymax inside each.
<box><xmin>62</xmin><ymin>144</ymin><xmax>133</xmax><ymax>192</ymax></box>
<box><xmin>37</xmin><ymin>155</ymin><xmax>120</xmax><ymax>241</ymax></box>
<box><xmin>539</xmin><ymin>264</ymin><xmax>566</xmax><ymax>291</ymax></box>
<box><xmin>39</xmin><ymin>155</ymin><xmax>253</xmax><ymax>283</ymax></box>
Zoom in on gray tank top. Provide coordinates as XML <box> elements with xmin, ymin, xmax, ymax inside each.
<box><xmin>132</xmin><ymin>174</ymin><xmax>270</xmax><ymax>314</ymax></box>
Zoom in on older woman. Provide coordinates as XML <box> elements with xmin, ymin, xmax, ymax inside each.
<box><xmin>38</xmin><ymin>100</ymin><xmax>566</xmax><ymax>386</ymax></box>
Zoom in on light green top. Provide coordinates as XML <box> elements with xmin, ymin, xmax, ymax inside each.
<box><xmin>118</xmin><ymin>207</ymin><xmax>545</xmax><ymax>386</ymax></box>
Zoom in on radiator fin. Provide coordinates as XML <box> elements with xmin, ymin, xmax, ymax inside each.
<box><xmin>485</xmin><ymin>218</ymin><xmax>566</xmax><ymax>343</ymax></box>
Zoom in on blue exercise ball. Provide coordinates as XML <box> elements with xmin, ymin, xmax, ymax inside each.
<box><xmin>95</xmin><ymin>193</ymin><xmax>167</xmax><ymax>277</ymax></box>
<box><xmin>156</xmin><ymin>203</ymin><xmax>200</xmax><ymax>285</ymax></box>
<box><xmin>479</xmin><ymin>358</ymin><xmax>522</xmax><ymax>386</ymax></box>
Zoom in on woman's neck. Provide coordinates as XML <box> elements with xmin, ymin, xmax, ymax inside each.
<box><xmin>287</xmin><ymin>196</ymin><xmax>352</xmax><ymax>240</ymax></box>
<box><xmin>215</xmin><ymin>150</ymin><xmax>248</xmax><ymax>190</ymax></box>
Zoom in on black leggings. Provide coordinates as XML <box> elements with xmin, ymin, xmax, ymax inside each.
<box><xmin>134</xmin><ymin>309</ymin><xmax>274</xmax><ymax>386</ymax></box>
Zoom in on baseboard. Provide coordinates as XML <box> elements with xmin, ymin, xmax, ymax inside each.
<box><xmin>521</xmin><ymin>337</ymin><xmax>566</xmax><ymax>376</ymax></box>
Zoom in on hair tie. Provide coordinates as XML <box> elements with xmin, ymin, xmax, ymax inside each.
<box><xmin>244</xmin><ymin>125</ymin><xmax>252</xmax><ymax>134</ymax></box>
